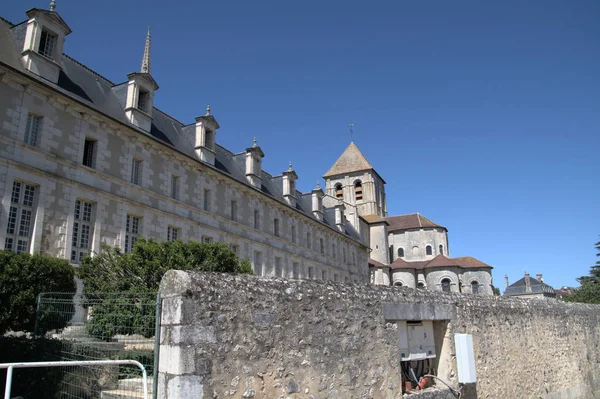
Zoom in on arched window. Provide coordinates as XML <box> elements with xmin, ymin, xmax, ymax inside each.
<box><xmin>426</xmin><ymin>245</ymin><xmax>432</xmax><ymax>255</ymax></box>
<box><xmin>393</xmin><ymin>281</ymin><xmax>403</xmax><ymax>287</ymax></box>
<box><xmin>354</xmin><ymin>181</ymin><xmax>363</xmax><ymax>201</ymax></box>
<box><xmin>471</xmin><ymin>281</ymin><xmax>479</xmax><ymax>294</ymax></box>
<box><xmin>439</xmin><ymin>245</ymin><xmax>444</xmax><ymax>255</ymax></box>
<box><xmin>398</xmin><ymin>247</ymin><xmax>404</xmax><ymax>258</ymax></box>
<box><xmin>441</xmin><ymin>278</ymin><xmax>451</xmax><ymax>293</ymax></box>
<box><xmin>417</xmin><ymin>282</ymin><xmax>425</xmax><ymax>289</ymax></box>
<box><xmin>335</xmin><ymin>183</ymin><xmax>343</xmax><ymax>199</ymax></box>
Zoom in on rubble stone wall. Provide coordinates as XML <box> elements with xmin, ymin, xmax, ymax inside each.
<box><xmin>158</xmin><ymin>271</ymin><xmax>600</xmax><ymax>399</ymax></box>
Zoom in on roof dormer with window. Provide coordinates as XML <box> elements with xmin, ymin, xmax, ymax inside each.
<box><xmin>282</xmin><ymin>162</ymin><xmax>298</xmax><ymax>207</ymax></box>
<box><xmin>21</xmin><ymin>4</ymin><xmax>72</xmax><ymax>84</ymax></box>
<box><xmin>124</xmin><ymin>28</ymin><xmax>159</xmax><ymax>132</ymax></box>
<box><xmin>245</xmin><ymin>138</ymin><xmax>265</xmax><ymax>189</ymax></box>
<box><xmin>194</xmin><ymin>105</ymin><xmax>220</xmax><ymax>166</ymax></box>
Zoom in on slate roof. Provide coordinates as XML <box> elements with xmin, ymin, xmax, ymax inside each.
<box><xmin>0</xmin><ymin>13</ymin><xmax>366</xmax><ymax>246</ymax></box>
<box><xmin>384</xmin><ymin>213</ymin><xmax>446</xmax><ymax>232</ymax></box>
<box><xmin>323</xmin><ymin>142</ymin><xmax>385</xmax><ymax>183</ymax></box>
<box><xmin>504</xmin><ymin>276</ymin><xmax>556</xmax><ymax>297</ymax></box>
<box><xmin>386</xmin><ymin>254</ymin><xmax>492</xmax><ymax>270</ymax></box>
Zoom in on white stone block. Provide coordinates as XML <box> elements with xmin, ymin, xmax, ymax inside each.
<box><xmin>167</xmin><ymin>375</ymin><xmax>203</xmax><ymax>399</ymax></box>
<box><xmin>169</xmin><ymin>325</ymin><xmax>216</xmax><ymax>345</ymax></box>
<box><xmin>158</xmin><ymin>345</ymin><xmax>196</xmax><ymax>375</ymax></box>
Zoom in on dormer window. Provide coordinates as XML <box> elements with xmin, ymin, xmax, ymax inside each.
<box><xmin>205</xmin><ymin>129</ymin><xmax>215</xmax><ymax>150</ymax></box>
<box><xmin>38</xmin><ymin>28</ymin><xmax>57</xmax><ymax>59</ymax></box>
<box><xmin>137</xmin><ymin>89</ymin><xmax>150</xmax><ymax>113</ymax></box>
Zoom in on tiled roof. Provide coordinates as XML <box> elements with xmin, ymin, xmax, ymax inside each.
<box><xmin>360</xmin><ymin>214</ymin><xmax>388</xmax><ymax>224</ymax></box>
<box><xmin>368</xmin><ymin>258</ymin><xmax>385</xmax><ymax>267</ymax></box>
<box><xmin>424</xmin><ymin>254</ymin><xmax>461</xmax><ymax>268</ymax></box>
<box><xmin>323</xmin><ymin>142</ymin><xmax>375</xmax><ymax>178</ymax></box>
<box><xmin>384</xmin><ymin>255</ymin><xmax>492</xmax><ymax>270</ymax></box>
<box><xmin>384</xmin><ymin>213</ymin><xmax>446</xmax><ymax>232</ymax></box>
<box><xmin>453</xmin><ymin>257</ymin><xmax>491</xmax><ymax>268</ymax></box>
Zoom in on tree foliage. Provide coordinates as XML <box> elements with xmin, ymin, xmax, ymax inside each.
<box><xmin>0</xmin><ymin>250</ymin><xmax>75</xmax><ymax>334</ymax></box>
<box><xmin>491</xmin><ymin>285</ymin><xmax>501</xmax><ymax>296</ymax></box>
<box><xmin>565</xmin><ymin>240</ymin><xmax>600</xmax><ymax>304</ymax></box>
<box><xmin>76</xmin><ymin>239</ymin><xmax>252</xmax><ymax>338</ymax></box>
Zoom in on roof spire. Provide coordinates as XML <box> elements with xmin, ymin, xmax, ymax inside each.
<box><xmin>50</xmin><ymin>0</ymin><xmax>56</xmax><ymax>11</ymax></box>
<box><xmin>140</xmin><ymin>26</ymin><xmax>151</xmax><ymax>74</ymax></box>
<box><xmin>349</xmin><ymin>123</ymin><xmax>354</xmax><ymax>143</ymax></box>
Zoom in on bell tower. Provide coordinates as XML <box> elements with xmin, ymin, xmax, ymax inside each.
<box><xmin>323</xmin><ymin>142</ymin><xmax>387</xmax><ymax>218</ymax></box>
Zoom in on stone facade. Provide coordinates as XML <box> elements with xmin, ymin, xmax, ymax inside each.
<box><xmin>158</xmin><ymin>271</ymin><xmax>600</xmax><ymax>399</ymax></box>
<box><xmin>0</xmin><ymin>7</ymin><xmax>368</xmax><ymax>283</ymax></box>
<box><xmin>1</xmin><ymin>5</ymin><xmax>493</xmax><ymax>292</ymax></box>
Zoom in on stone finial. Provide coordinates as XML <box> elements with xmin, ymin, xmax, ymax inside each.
<box><xmin>140</xmin><ymin>27</ymin><xmax>151</xmax><ymax>74</ymax></box>
<box><xmin>316</xmin><ymin>181</ymin><xmax>321</xmax><ymax>190</ymax></box>
<box><xmin>288</xmin><ymin>162</ymin><xmax>293</xmax><ymax>171</ymax></box>
<box><xmin>253</xmin><ymin>137</ymin><xmax>257</xmax><ymax>147</ymax></box>
<box><xmin>50</xmin><ymin>0</ymin><xmax>56</xmax><ymax>11</ymax></box>
<box><xmin>206</xmin><ymin>104</ymin><xmax>211</xmax><ymax>116</ymax></box>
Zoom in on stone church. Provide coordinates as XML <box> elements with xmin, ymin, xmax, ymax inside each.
<box><xmin>0</xmin><ymin>3</ymin><xmax>492</xmax><ymax>294</ymax></box>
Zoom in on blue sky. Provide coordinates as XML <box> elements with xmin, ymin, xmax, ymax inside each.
<box><xmin>5</xmin><ymin>0</ymin><xmax>600</xmax><ymax>289</ymax></box>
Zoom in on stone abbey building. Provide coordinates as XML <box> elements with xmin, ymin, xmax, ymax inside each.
<box><xmin>0</xmin><ymin>4</ymin><xmax>492</xmax><ymax>294</ymax></box>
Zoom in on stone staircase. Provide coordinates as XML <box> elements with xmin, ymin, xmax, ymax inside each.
<box><xmin>100</xmin><ymin>377</ymin><xmax>153</xmax><ymax>399</ymax></box>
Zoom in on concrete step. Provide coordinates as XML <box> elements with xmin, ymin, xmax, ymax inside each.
<box><xmin>117</xmin><ymin>377</ymin><xmax>153</xmax><ymax>393</ymax></box>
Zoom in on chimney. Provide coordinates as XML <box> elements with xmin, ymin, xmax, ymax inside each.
<box><xmin>524</xmin><ymin>272</ymin><xmax>531</xmax><ymax>293</ymax></box>
<box><xmin>245</xmin><ymin>138</ymin><xmax>264</xmax><ymax>189</ymax></box>
<box><xmin>536</xmin><ymin>273</ymin><xmax>543</xmax><ymax>282</ymax></box>
<box><xmin>504</xmin><ymin>274</ymin><xmax>509</xmax><ymax>289</ymax></box>
<box><xmin>311</xmin><ymin>182</ymin><xmax>324</xmax><ymax>221</ymax></box>
<box><xmin>334</xmin><ymin>201</ymin><xmax>345</xmax><ymax>232</ymax></box>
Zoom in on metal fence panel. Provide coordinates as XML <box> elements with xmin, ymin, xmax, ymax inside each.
<box><xmin>34</xmin><ymin>292</ymin><xmax>159</xmax><ymax>399</ymax></box>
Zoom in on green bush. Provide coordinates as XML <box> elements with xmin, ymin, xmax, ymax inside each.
<box><xmin>0</xmin><ymin>250</ymin><xmax>75</xmax><ymax>334</ymax></box>
<box><xmin>77</xmin><ymin>239</ymin><xmax>252</xmax><ymax>339</ymax></box>
<box><xmin>0</xmin><ymin>336</ymin><xmax>64</xmax><ymax>399</ymax></box>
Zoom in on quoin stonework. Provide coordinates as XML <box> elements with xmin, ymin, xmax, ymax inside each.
<box><xmin>0</xmin><ymin>3</ymin><xmax>491</xmax><ymax>293</ymax></box>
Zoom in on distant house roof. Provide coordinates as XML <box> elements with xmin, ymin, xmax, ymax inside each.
<box><xmin>385</xmin><ymin>254</ymin><xmax>492</xmax><ymax>270</ymax></box>
<box><xmin>384</xmin><ymin>213</ymin><xmax>446</xmax><ymax>232</ymax></box>
<box><xmin>322</xmin><ymin>142</ymin><xmax>386</xmax><ymax>183</ymax></box>
<box><xmin>504</xmin><ymin>276</ymin><xmax>556</xmax><ymax>297</ymax></box>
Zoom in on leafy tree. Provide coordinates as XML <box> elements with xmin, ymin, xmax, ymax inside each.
<box><xmin>77</xmin><ymin>239</ymin><xmax>252</xmax><ymax>338</ymax></box>
<box><xmin>565</xmin><ymin>240</ymin><xmax>600</xmax><ymax>304</ymax></box>
<box><xmin>491</xmin><ymin>285</ymin><xmax>501</xmax><ymax>296</ymax></box>
<box><xmin>0</xmin><ymin>250</ymin><xmax>75</xmax><ymax>334</ymax></box>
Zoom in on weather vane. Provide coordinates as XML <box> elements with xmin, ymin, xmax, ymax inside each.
<box><xmin>349</xmin><ymin>123</ymin><xmax>354</xmax><ymax>142</ymax></box>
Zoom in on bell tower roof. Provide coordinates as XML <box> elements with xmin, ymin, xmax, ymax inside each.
<box><xmin>323</xmin><ymin>142</ymin><xmax>384</xmax><ymax>182</ymax></box>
